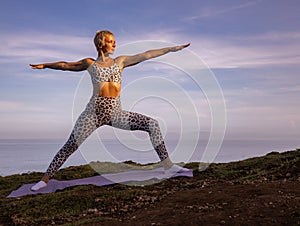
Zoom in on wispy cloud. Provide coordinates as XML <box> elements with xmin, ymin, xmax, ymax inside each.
<box><xmin>0</xmin><ymin>32</ymin><xmax>94</xmax><ymax>64</ymax></box>
<box><xmin>184</xmin><ymin>1</ymin><xmax>261</xmax><ymax>21</ymax></box>
<box><xmin>115</xmin><ymin>29</ymin><xmax>300</xmax><ymax>69</ymax></box>
<box><xmin>232</xmin><ymin>31</ymin><xmax>300</xmax><ymax>42</ymax></box>
<box><xmin>0</xmin><ymin>100</ymin><xmax>49</xmax><ymax>113</ymax></box>
<box><xmin>1</xmin><ymin>28</ymin><xmax>299</xmax><ymax>140</ymax></box>
<box><xmin>278</xmin><ymin>85</ymin><xmax>300</xmax><ymax>93</ymax></box>
<box><xmin>2</xmin><ymin>29</ymin><xmax>299</xmax><ymax>71</ymax></box>
<box><xmin>227</xmin><ymin>103</ymin><xmax>300</xmax><ymax>138</ymax></box>
<box><xmin>187</xmin><ymin>33</ymin><xmax>300</xmax><ymax>69</ymax></box>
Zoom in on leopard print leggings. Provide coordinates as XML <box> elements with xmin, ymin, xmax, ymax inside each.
<box><xmin>45</xmin><ymin>96</ymin><xmax>169</xmax><ymax>177</ymax></box>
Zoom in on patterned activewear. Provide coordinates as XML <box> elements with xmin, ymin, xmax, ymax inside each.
<box><xmin>45</xmin><ymin>60</ymin><xmax>169</xmax><ymax>177</ymax></box>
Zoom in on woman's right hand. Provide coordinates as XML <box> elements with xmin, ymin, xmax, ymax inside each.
<box><xmin>30</xmin><ymin>64</ymin><xmax>44</xmax><ymax>69</ymax></box>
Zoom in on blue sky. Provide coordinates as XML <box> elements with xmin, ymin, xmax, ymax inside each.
<box><xmin>0</xmin><ymin>0</ymin><xmax>299</xmax><ymax>147</ymax></box>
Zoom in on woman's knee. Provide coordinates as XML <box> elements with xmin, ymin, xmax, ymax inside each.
<box><xmin>149</xmin><ymin>117</ymin><xmax>160</xmax><ymax>128</ymax></box>
<box><xmin>147</xmin><ymin>118</ymin><xmax>163</xmax><ymax>136</ymax></box>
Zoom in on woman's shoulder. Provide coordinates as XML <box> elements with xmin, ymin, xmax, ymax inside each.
<box><xmin>114</xmin><ymin>56</ymin><xmax>126</xmax><ymax>69</ymax></box>
<box><xmin>114</xmin><ymin>56</ymin><xmax>123</xmax><ymax>63</ymax></box>
<box><xmin>80</xmin><ymin>57</ymin><xmax>95</xmax><ymax>69</ymax></box>
<box><xmin>84</xmin><ymin>57</ymin><xmax>96</xmax><ymax>64</ymax></box>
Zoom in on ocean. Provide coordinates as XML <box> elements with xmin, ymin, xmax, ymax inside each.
<box><xmin>0</xmin><ymin>138</ymin><xmax>299</xmax><ymax>176</ymax></box>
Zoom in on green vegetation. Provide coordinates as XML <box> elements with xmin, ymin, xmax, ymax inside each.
<box><xmin>193</xmin><ymin>149</ymin><xmax>299</xmax><ymax>182</ymax></box>
<box><xmin>0</xmin><ymin>149</ymin><xmax>299</xmax><ymax>225</ymax></box>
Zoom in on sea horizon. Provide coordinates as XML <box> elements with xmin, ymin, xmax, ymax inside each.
<box><xmin>0</xmin><ymin>138</ymin><xmax>299</xmax><ymax>177</ymax></box>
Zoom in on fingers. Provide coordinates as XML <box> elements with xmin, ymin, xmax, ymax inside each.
<box><xmin>181</xmin><ymin>43</ymin><xmax>190</xmax><ymax>49</ymax></box>
<box><xmin>30</xmin><ymin>64</ymin><xmax>43</xmax><ymax>69</ymax></box>
<box><xmin>176</xmin><ymin>43</ymin><xmax>190</xmax><ymax>51</ymax></box>
<box><xmin>183</xmin><ymin>43</ymin><xmax>190</xmax><ymax>48</ymax></box>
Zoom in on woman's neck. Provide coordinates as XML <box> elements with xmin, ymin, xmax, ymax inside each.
<box><xmin>97</xmin><ymin>51</ymin><xmax>110</xmax><ymax>63</ymax></box>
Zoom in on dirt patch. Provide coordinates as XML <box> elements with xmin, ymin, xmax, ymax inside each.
<box><xmin>121</xmin><ymin>181</ymin><xmax>299</xmax><ymax>226</ymax></box>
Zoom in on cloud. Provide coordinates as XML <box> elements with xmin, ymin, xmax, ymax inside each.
<box><xmin>278</xmin><ymin>85</ymin><xmax>300</xmax><ymax>93</ymax></box>
<box><xmin>114</xmin><ymin>29</ymin><xmax>300</xmax><ymax>69</ymax></box>
<box><xmin>2</xmin><ymin>28</ymin><xmax>300</xmax><ymax>71</ymax></box>
<box><xmin>184</xmin><ymin>1</ymin><xmax>261</xmax><ymax>21</ymax></box>
<box><xmin>232</xmin><ymin>31</ymin><xmax>300</xmax><ymax>42</ymax></box>
<box><xmin>0</xmin><ymin>99</ymin><xmax>74</xmax><ymax>139</ymax></box>
<box><xmin>0</xmin><ymin>100</ymin><xmax>46</xmax><ymax>112</ymax></box>
<box><xmin>191</xmin><ymin>35</ymin><xmax>300</xmax><ymax>69</ymax></box>
<box><xmin>226</xmin><ymin>103</ymin><xmax>300</xmax><ymax>138</ymax></box>
<box><xmin>1</xmin><ymin>29</ymin><xmax>299</xmax><ymax>141</ymax></box>
<box><xmin>224</xmin><ymin>89</ymin><xmax>300</xmax><ymax>140</ymax></box>
<box><xmin>0</xmin><ymin>32</ymin><xmax>94</xmax><ymax>64</ymax></box>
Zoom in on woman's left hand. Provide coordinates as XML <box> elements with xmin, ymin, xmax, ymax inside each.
<box><xmin>172</xmin><ymin>43</ymin><xmax>190</xmax><ymax>52</ymax></box>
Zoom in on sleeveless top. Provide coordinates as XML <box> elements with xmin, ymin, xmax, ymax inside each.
<box><xmin>87</xmin><ymin>60</ymin><xmax>122</xmax><ymax>96</ymax></box>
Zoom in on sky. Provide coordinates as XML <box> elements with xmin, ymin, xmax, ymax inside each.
<box><xmin>0</xmin><ymin>0</ymin><xmax>299</xmax><ymax>150</ymax></box>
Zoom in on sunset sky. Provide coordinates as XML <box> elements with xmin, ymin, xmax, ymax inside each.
<box><xmin>0</xmin><ymin>0</ymin><xmax>299</xmax><ymax>148</ymax></box>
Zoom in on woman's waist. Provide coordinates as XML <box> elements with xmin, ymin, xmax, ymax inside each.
<box><xmin>92</xmin><ymin>81</ymin><xmax>121</xmax><ymax>98</ymax></box>
<box><xmin>90</xmin><ymin>94</ymin><xmax>121</xmax><ymax>100</ymax></box>
<box><xmin>88</xmin><ymin>95</ymin><xmax>121</xmax><ymax>110</ymax></box>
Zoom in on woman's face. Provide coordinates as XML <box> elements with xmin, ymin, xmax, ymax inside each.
<box><xmin>103</xmin><ymin>34</ymin><xmax>116</xmax><ymax>54</ymax></box>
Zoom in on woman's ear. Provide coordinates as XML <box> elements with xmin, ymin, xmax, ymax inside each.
<box><xmin>97</xmin><ymin>44</ymin><xmax>103</xmax><ymax>52</ymax></box>
<box><xmin>99</xmin><ymin>43</ymin><xmax>107</xmax><ymax>49</ymax></box>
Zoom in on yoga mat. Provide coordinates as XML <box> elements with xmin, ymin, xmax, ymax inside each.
<box><xmin>7</xmin><ymin>167</ymin><xmax>193</xmax><ymax>198</ymax></box>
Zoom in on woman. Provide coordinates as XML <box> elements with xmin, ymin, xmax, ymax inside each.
<box><xmin>30</xmin><ymin>30</ymin><xmax>190</xmax><ymax>191</ymax></box>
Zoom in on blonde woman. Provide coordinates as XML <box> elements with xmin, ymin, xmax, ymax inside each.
<box><xmin>30</xmin><ymin>30</ymin><xmax>190</xmax><ymax>191</ymax></box>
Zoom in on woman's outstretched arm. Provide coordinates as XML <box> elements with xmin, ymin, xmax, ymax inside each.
<box><xmin>30</xmin><ymin>58</ymin><xmax>94</xmax><ymax>71</ymax></box>
<box><xmin>119</xmin><ymin>43</ymin><xmax>190</xmax><ymax>68</ymax></box>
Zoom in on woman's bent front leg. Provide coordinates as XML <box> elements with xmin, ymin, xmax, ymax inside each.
<box><xmin>111</xmin><ymin>110</ymin><xmax>170</xmax><ymax>163</ymax></box>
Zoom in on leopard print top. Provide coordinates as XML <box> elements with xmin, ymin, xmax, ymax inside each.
<box><xmin>88</xmin><ymin>61</ymin><xmax>122</xmax><ymax>84</ymax></box>
<box><xmin>88</xmin><ymin>60</ymin><xmax>122</xmax><ymax>96</ymax></box>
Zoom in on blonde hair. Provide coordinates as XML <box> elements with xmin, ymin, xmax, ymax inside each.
<box><xmin>94</xmin><ymin>30</ymin><xmax>114</xmax><ymax>51</ymax></box>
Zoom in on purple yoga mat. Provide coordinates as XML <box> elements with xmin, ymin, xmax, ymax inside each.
<box><xmin>7</xmin><ymin>167</ymin><xmax>193</xmax><ymax>198</ymax></box>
